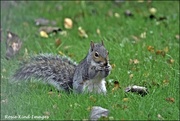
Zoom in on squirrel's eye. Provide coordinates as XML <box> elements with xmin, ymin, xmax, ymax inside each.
<box><xmin>94</xmin><ymin>52</ymin><xmax>99</xmax><ymax>57</ymax></box>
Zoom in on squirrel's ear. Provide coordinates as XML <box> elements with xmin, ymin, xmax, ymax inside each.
<box><xmin>90</xmin><ymin>41</ymin><xmax>94</xmax><ymax>51</ymax></box>
<box><xmin>7</xmin><ymin>31</ymin><xmax>13</xmax><ymax>39</ymax></box>
<box><xmin>101</xmin><ymin>40</ymin><xmax>104</xmax><ymax>46</ymax></box>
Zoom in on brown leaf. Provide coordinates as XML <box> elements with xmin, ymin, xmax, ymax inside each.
<box><xmin>114</xmin><ymin>81</ymin><xmax>120</xmax><ymax>88</ymax></box>
<box><xmin>55</xmin><ymin>38</ymin><xmax>61</xmax><ymax>47</ymax></box>
<box><xmin>129</xmin><ymin>59</ymin><xmax>140</xmax><ymax>65</ymax></box>
<box><xmin>112</xmin><ymin>81</ymin><xmax>120</xmax><ymax>92</ymax></box>
<box><xmin>147</xmin><ymin>46</ymin><xmax>154</xmax><ymax>52</ymax></box>
<box><xmin>156</xmin><ymin>50</ymin><xmax>166</xmax><ymax>57</ymax></box>
<box><xmin>167</xmin><ymin>59</ymin><xmax>175</xmax><ymax>64</ymax></box>
<box><xmin>111</xmin><ymin>64</ymin><xmax>116</xmax><ymax>69</ymax></box>
<box><xmin>165</xmin><ymin>97</ymin><xmax>175</xmax><ymax>103</ymax></box>
<box><xmin>162</xmin><ymin>80</ymin><xmax>169</xmax><ymax>86</ymax></box>
<box><xmin>89</xmin><ymin>95</ymin><xmax>96</xmax><ymax>103</ymax></box>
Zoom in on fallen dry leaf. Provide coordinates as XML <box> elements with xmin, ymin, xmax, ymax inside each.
<box><xmin>149</xmin><ymin>8</ymin><xmax>157</xmax><ymax>15</ymax></box>
<box><xmin>156</xmin><ymin>50</ymin><xmax>166</xmax><ymax>57</ymax></box>
<box><xmin>58</xmin><ymin>51</ymin><xmax>65</xmax><ymax>56</ymax></box>
<box><xmin>165</xmin><ymin>97</ymin><xmax>175</xmax><ymax>103</ymax></box>
<box><xmin>129</xmin><ymin>59</ymin><xmax>140</xmax><ymax>65</ymax></box>
<box><xmin>114</xmin><ymin>12</ymin><xmax>120</xmax><ymax>18</ymax></box>
<box><xmin>78</xmin><ymin>27</ymin><xmax>88</xmax><ymax>38</ymax></box>
<box><xmin>163</xmin><ymin>46</ymin><xmax>169</xmax><ymax>53</ymax></box>
<box><xmin>90</xmin><ymin>106</ymin><xmax>109</xmax><ymax>121</ymax></box>
<box><xmin>147</xmin><ymin>46</ymin><xmax>155</xmax><ymax>52</ymax></box>
<box><xmin>111</xmin><ymin>64</ymin><xmax>116</xmax><ymax>69</ymax></box>
<box><xmin>140</xmin><ymin>32</ymin><xmax>146</xmax><ymax>39</ymax></box>
<box><xmin>89</xmin><ymin>95</ymin><xmax>97</xmax><ymax>103</ymax></box>
<box><xmin>48</xmin><ymin>91</ymin><xmax>55</xmax><ymax>95</ymax></box>
<box><xmin>114</xmin><ymin>81</ymin><xmax>120</xmax><ymax>88</ymax></box>
<box><xmin>96</xmin><ymin>28</ymin><xmax>101</xmax><ymax>35</ymax></box>
<box><xmin>40</xmin><ymin>31</ymin><xmax>48</xmax><ymax>38</ymax></box>
<box><xmin>175</xmin><ymin>34</ymin><xmax>180</xmax><ymax>40</ymax></box>
<box><xmin>129</xmin><ymin>74</ymin><xmax>134</xmax><ymax>79</ymax></box>
<box><xmin>131</xmin><ymin>35</ymin><xmax>140</xmax><ymax>42</ymax></box>
<box><xmin>64</xmin><ymin>18</ymin><xmax>73</xmax><ymax>29</ymax></box>
<box><xmin>122</xmin><ymin>98</ymin><xmax>129</xmax><ymax>102</ymax></box>
<box><xmin>167</xmin><ymin>59</ymin><xmax>175</xmax><ymax>64</ymax></box>
<box><xmin>157</xmin><ymin>114</ymin><xmax>164</xmax><ymax>120</ymax></box>
<box><xmin>55</xmin><ymin>38</ymin><xmax>61</xmax><ymax>47</ymax></box>
<box><xmin>112</xmin><ymin>81</ymin><xmax>120</xmax><ymax>92</ymax></box>
<box><xmin>162</xmin><ymin>80</ymin><xmax>169</xmax><ymax>86</ymax></box>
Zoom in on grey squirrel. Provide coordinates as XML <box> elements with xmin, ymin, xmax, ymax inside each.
<box><xmin>6</xmin><ymin>31</ymin><xmax>22</xmax><ymax>59</ymax></box>
<box><xmin>13</xmin><ymin>41</ymin><xmax>112</xmax><ymax>94</ymax></box>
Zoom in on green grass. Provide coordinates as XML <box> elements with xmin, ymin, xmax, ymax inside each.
<box><xmin>1</xmin><ymin>1</ymin><xmax>179</xmax><ymax>120</ymax></box>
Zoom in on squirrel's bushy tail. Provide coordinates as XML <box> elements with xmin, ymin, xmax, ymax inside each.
<box><xmin>12</xmin><ymin>54</ymin><xmax>77</xmax><ymax>91</ymax></box>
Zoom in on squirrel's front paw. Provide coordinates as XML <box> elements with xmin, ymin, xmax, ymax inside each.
<box><xmin>105</xmin><ymin>65</ymin><xmax>112</xmax><ymax>71</ymax></box>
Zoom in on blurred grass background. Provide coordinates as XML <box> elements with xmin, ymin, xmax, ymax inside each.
<box><xmin>1</xmin><ymin>1</ymin><xmax>179</xmax><ymax>120</ymax></box>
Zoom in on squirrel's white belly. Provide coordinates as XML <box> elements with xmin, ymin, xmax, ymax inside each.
<box><xmin>83</xmin><ymin>78</ymin><xmax>107</xmax><ymax>94</ymax></box>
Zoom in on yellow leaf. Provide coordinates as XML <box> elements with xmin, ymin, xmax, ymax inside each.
<box><xmin>58</xmin><ymin>51</ymin><xmax>65</xmax><ymax>56</ymax></box>
<box><xmin>78</xmin><ymin>27</ymin><xmax>88</xmax><ymax>38</ymax></box>
<box><xmin>64</xmin><ymin>18</ymin><xmax>73</xmax><ymax>29</ymax></box>
<box><xmin>40</xmin><ymin>31</ymin><xmax>48</xmax><ymax>38</ymax></box>
<box><xmin>122</xmin><ymin>98</ymin><xmax>129</xmax><ymax>102</ymax></box>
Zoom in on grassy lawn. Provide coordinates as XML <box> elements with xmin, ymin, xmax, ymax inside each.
<box><xmin>1</xmin><ymin>1</ymin><xmax>179</xmax><ymax>120</ymax></box>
